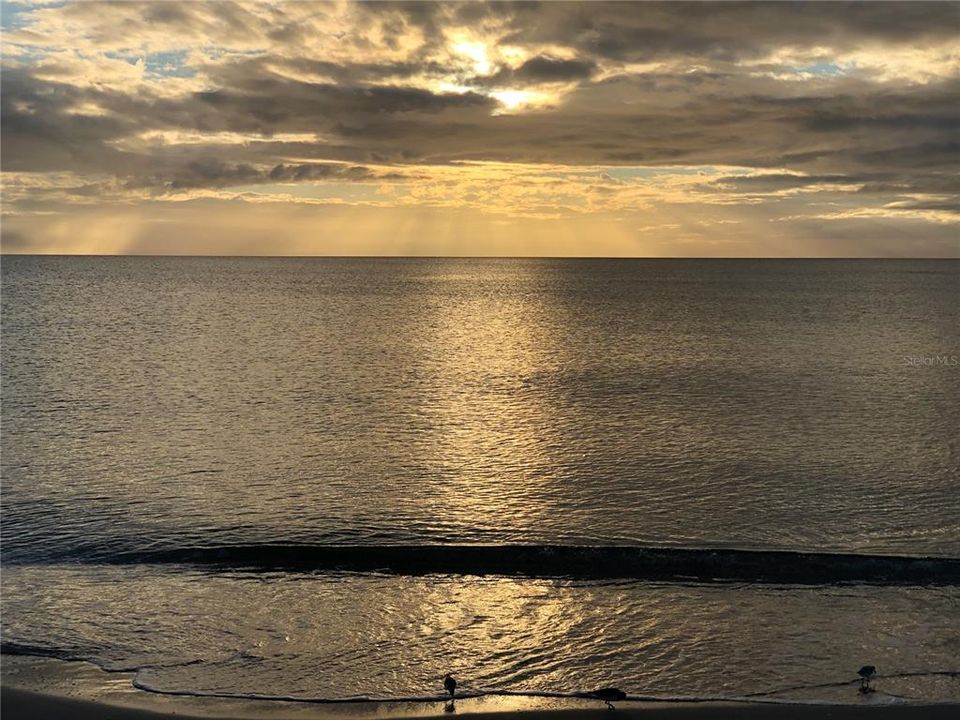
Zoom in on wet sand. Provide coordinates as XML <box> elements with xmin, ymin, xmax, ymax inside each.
<box><xmin>6</xmin><ymin>685</ymin><xmax>960</xmax><ymax>720</ymax></box>
<box><xmin>3</xmin><ymin>655</ymin><xmax>958</xmax><ymax>720</ymax></box>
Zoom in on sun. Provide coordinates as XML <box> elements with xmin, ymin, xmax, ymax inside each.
<box><xmin>490</xmin><ymin>89</ymin><xmax>550</xmax><ymax>113</ymax></box>
<box><xmin>451</xmin><ymin>37</ymin><xmax>492</xmax><ymax>75</ymax></box>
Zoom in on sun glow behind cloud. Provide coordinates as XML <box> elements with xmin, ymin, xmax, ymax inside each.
<box><xmin>450</xmin><ymin>36</ymin><xmax>493</xmax><ymax>76</ymax></box>
<box><xmin>1</xmin><ymin>1</ymin><xmax>958</xmax><ymax>257</ymax></box>
<box><xmin>489</xmin><ymin>89</ymin><xmax>552</xmax><ymax>113</ymax></box>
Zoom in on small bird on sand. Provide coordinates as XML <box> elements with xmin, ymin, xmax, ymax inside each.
<box><xmin>857</xmin><ymin>665</ymin><xmax>877</xmax><ymax>694</ymax></box>
<box><xmin>590</xmin><ymin>687</ymin><xmax>627</xmax><ymax>710</ymax></box>
<box><xmin>444</xmin><ymin>674</ymin><xmax>457</xmax><ymax>699</ymax></box>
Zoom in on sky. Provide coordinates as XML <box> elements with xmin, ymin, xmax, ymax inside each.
<box><xmin>1</xmin><ymin>0</ymin><xmax>958</xmax><ymax>257</ymax></box>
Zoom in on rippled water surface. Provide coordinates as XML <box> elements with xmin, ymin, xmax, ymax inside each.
<box><xmin>2</xmin><ymin>257</ymin><xmax>958</xmax><ymax>702</ymax></box>
<box><xmin>3</xmin><ymin>565</ymin><xmax>959</xmax><ymax>703</ymax></box>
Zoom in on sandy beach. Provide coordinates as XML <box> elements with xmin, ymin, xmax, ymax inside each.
<box><xmin>6</xmin><ymin>683</ymin><xmax>960</xmax><ymax>720</ymax></box>
<box><xmin>3</xmin><ymin>655</ymin><xmax>959</xmax><ymax>720</ymax></box>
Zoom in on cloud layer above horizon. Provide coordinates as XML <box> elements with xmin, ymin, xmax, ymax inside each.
<box><xmin>2</xmin><ymin>0</ymin><xmax>958</xmax><ymax>256</ymax></box>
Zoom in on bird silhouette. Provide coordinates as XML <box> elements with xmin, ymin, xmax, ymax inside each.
<box><xmin>588</xmin><ymin>687</ymin><xmax>627</xmax><ymax>710</ymax></box>
<box><xmin>444</xmin><ymin>674</ymin><xmax>457</xmax><ymax>699</ymax></box>
<box><xmin>857</xmin><ymin>665</ymin><xmax>877</xmax><ymax>694</ymax></box>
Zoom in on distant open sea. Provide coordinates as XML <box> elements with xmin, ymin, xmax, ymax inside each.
<box><xmin>2</xmin><ymin>256</ymin><xmax>958</xmax><ymax>705</ymax></box>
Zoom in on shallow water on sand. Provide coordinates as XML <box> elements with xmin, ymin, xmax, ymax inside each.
<box><xmin>3</xmin><ymin>565</ymin><xmax>959</xmax><ymax>703</ymax></box>
<box><xmin>2</xmin><ymin>257</ymin><xmax>958</xmax><ymax>702</ymax></box>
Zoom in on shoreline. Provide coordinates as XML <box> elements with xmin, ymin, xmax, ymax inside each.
<box><xmin>3</xmin><ymin>655</ymin><xmax>960</xmax><ymax>720</ymax></box>
<box><xmin>5</xmin><ymin>687</ymin><xmax>960</xmax><ymax>720</ymax></box>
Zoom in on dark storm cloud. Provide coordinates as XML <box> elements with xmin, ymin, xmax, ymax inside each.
<box><xmin>5</xmin><ymin>62</ymin><xmax>956</xmax><ymax>176</ymax></box>
<box><xmin>359</xmin><ymin>1</ymin><xmax>959</xmax><ymax>66</ymax></box>
<box><xmin>174</xmin><ymin>68</ymin><xmax>495</xmax><ymax>134</ymax></box>
<box><xmin>481</xmin><ymin>55</ymin><xmax>597</xmax><ymax>86</ymax></box>
<box><xmin>890</xmin><ymin>198</ymin><xmax>960</xmax><ymax>213</ymax></box>
<box><xmin>307</xmin><ymin>71</ymin><xmax>958</xmax><ymax>178</ymax></box>
<box><xmin>492</xmin><ymin>1</ymin><xmax>960</xmax><ymax>61</ymax></box>
<box><xmin>852</xmin><ymin>141</ymin><xmax>960</xmax><ymax>171</ymax></box>
<box><xmin>172</xmin><ymin>160</ymin><xmax>377</xmax><ymax>189</ymax></box>
<box><xmin>163</xmin><ymin>158</ymin><xmax>261</xmax><ymax>189</ymax></box>
<box><xmin>857</xmin><ymin>174</ymin><xmax>960</xmax><ymax>196</ymax></box>
<box><xmin>0</xmin><ymin>67</ymin><xmax>134</xmax><ymax>172</ymax></box>
<box><xmin>702</xmin><ymin>172</ymin><xmax>960</xmax><ymax>215</ymax></box>
<box><xmin>268</xmin><ymin>163</ymin><xmax>374</xmax><ymax>182</ymax></box>
<box><xmin>122</xmin><ymin>161</ymin><xmax>382</xmax><ymax>191</ymax></box>
<box><xmin>0</xmin><ymin>61</ymin><xmax>494</xmax><ymax>181</ymax></box>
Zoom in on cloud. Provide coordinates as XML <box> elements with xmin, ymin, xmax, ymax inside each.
<box><xmin>2</xmin><ymin>1</ymin><xmax>958</xmax><ymax>255</ymax></box>
<box><xmin>496</xmin><ymin>1</ymin><xmax>960</xmax><ymax>64</ymax></box>
<box><xmin>493</xmin><ymin>54</ymin><xmax>597</xmax><ymax>84</ymax></box>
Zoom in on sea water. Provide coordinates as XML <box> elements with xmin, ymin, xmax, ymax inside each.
<box><xmin>2</xmin><ymin>256</ymin><xmax>958</xmax><ymax>703</ymax></box>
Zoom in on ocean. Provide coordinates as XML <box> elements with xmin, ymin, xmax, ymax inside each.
<box><xmin>2</xmin><ymin>256</ymin><xmax>958</xmax><ymax>705</ymax></box>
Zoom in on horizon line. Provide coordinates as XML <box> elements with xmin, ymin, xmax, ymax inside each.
<box><xmin>3</xmin><ymin>253</ymin><xmax>960</xmax><ymax>261</ymax></box>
